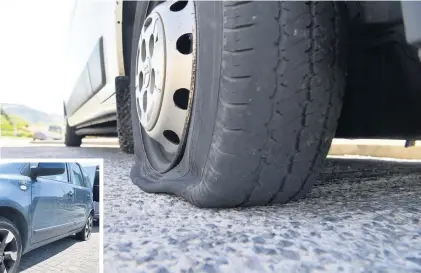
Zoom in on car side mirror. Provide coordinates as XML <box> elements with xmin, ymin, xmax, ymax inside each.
<box><xmin>30</xmin><ymin>163</ymin><xmax>65</xmax><ymax>179</ymax></box>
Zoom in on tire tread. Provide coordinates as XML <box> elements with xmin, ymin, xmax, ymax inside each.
<box><xmin>188</xmin><ymin>1</ymin><xmax>345</xmax><ymax>207</ymax></box>
<box><xmin>64</xmin><ymin>121</ymin><xmax>82</xmax><ymax>147</ymax></box>
<box><xmin>116</xmin><ymin>76</ymin><xmax>134</xmax><ymax>154</ymax></box>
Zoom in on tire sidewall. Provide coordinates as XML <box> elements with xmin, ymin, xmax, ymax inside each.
<box><xmin>84</xmin><ymin>215</ymin><xmax>93</xmax><ymax>241</ymax></box>
<box><xmin>0</xmin><ymin>218</ymin><xmax>22</xmax><ymax>273</ymax></box>
<box><xmin>130</xmin><ymin>2</ymin><xmax>223</xmax><ymax>187</ymax></box>
<box><xmin>130</xmin><ymin>1</ymin><xmax>153</xmax><ymax>169</ymax></box>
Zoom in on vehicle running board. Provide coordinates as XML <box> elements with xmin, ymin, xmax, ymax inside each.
<box><xmin>75</xmin><ymin>126</ymin><xmax>116</xmax><ymax>136</ymax></box>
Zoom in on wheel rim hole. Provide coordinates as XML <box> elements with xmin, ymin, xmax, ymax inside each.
<box><xmin>163</xmin><ymin>130</ymin><xmax>180</xmax><ymax>145</ymax></box>
<box><xmin>173</xmin><ymin>88</ymin><xmax>189</xmax><ymax>110</ymax></box>
<box><xmin>150</xmin><ymin>70</ymin><xmax>155</xmax><ymax>94</ymax></box>
<box><xmin>149</xmin><ymin>35</ymin><xmax>154</xmax><ymax>57</ymax></box>
<box><xmin>170</xmin><ymin>1</ymin><xmax>188</xmax><ymax>12</ymax></box>
<box><xmin>176</xmin><ymin>33</ymin><xmax>192</xmax><ymax>55</ymax></box>
<box><xmin>138</xmin><ymin>72</ymin><xmax>144</xmax><ymax>88</ymax></box>
<box><xmin>136</xmin><ymin>48</ymin><xmax>140</xmax><ymax>72</ymax></box>
<box><xmin>143</xmin><ymin>17</ymin><xmax>152</xmax><ymax>30</ymax></box>
<box><xmin>141</xmin><ymin>40</ymin><xmax>146</xmax><ymax>62</ymax></box>
<box><xmin>142</xmin><ymin>92</ymin><xmax>148</xmax><ymax>112</ymax></box>
<box><xmin>137</xmin><ymin>98</ymin><xmax>142</xmax><ymax>119</ymax></box>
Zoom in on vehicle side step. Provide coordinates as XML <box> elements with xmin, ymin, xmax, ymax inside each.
<box><xmin>75</xmin><ymin>126</ymin><xmax>116</xmax><ymax>136</ymax></box>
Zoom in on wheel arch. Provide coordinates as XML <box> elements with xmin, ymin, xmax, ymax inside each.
<box><xmin>0</xmin><ymin>206</ymin><xmax>29</xmax><ymax>252</ymax></box>
<box><xmin>121</xmin><ymin>1</ymin><xmax>138</xmax><ymax>77</ymax></box>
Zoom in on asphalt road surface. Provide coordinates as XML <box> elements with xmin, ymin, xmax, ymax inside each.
<box><xmin>1</xmin><ymin>145</ymin><xmax>421</xmax><ymax>273</ymax></box>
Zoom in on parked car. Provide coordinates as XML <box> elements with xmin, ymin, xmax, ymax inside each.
<box><xmin>82</xmin><ymin>164</ymin><xmax>100</xmax><ymax>222</ymax></box>
<box><xmin>0</xmin><ymin>162</ymin><xmax>94</xmax><ymax>273</ymax></box>
<box><xmin>32</xmin><ymin>125</ymin><xmax>62</xmax><ymax>141</ymax></box>
<box><xmin>48</xmin><ymin>125</ymin><xmax>63</xmax><ymax>140</ymax></box>
<box><xmin>32</xmin><ymin>131</ymin><xmax>47</xmax><ymax>141</ymax></box>
<box><xmin>65</xmin><ymin>1</ymin><xmax>421</xmax><ymax>208</ymax></box>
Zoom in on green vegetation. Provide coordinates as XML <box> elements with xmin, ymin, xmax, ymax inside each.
<box><xmin>0</xmin><ymin>103</ymin><xmax>65</xmax><ymax>138</ymax></box>
<box><xmin>1</xmin><ymin>103</ymin><xmax>64</xmax><ymax>125</ymax></box>
<box><xmin>0</xmin><ymin>107</ymin><xmax>32</xmax><ymax>138</ymax></box>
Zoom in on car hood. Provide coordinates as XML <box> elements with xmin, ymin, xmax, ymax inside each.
<box><xmin>0</xmin><ymin>174</ymin><xmax>30</xmax><ymax>199</ymax></box>
<box><xmin>0</xmin><ymin>174</ymin><xmax>27</xmax><ymax>181</ymax></box>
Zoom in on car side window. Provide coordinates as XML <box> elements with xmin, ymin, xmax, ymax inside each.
<box><xmin>80</xmin><ymin>165</ymin><xmax>92</xmax><ymax>189</ymax></box>
<box><xmin>38</xmin><ymin>163</ymin><xmax>69</xmax><ymax>182</ymax></box>
<box><xmin>70</xmin><ymin>163</ymin><xmax>87</xmax><ymax>188</ymax></box>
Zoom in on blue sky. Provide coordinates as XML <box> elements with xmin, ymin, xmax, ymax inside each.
<box><xmin>0</xmin><ymin>0</ymin><xmax>75</xmax><ymax>115</ymax></box>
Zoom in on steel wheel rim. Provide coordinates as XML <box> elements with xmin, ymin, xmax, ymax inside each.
<box><xmin>85</xmin><ymin>216</ymin><xmax>93</xmax><ymax>239</ymax></box>
<box><xmin>0</xmin><ymin>229</ymin><xmax>18</xmax><ymax>273</ymax></box>
<box><xmin>135</xmin><ymin>0</ymin><xmax>196</xmax><ymax>172</ymax></box>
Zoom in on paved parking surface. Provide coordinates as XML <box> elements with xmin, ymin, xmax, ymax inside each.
<box><xmin>19</xmin><ymin>226</ymin><xmax>99</xmax><ymax>273</ymax></box>
<box><xmin>2</xmin><ymin>146</ymin><xmax>421</xmax><ymax>273</ymax></box>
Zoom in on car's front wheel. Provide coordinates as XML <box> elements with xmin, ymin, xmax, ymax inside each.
<box><xmin>0</xmin><ymin>217</ymin><xmax>22</xmax><ymax>273</ymax></box>
<box><xmin>129</xmin><ymin>1</ymin><xmax>346</xmax><ymax>208</ymax></box>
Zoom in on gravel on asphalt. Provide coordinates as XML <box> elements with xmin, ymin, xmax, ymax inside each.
<box><xmin>1</xmin><ymin>146</ymin><xmax>421</xmax><ymax>273</ymax></box>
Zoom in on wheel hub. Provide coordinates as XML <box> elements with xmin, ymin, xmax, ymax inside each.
<box><xmin>0</xmin><ymin>229</ymin><xmax>18</xmax><ymax>272</ymax></box>
<box><xmin>85</xmin><ymin>216</ymin><xmax>92</xmax><ymax>239</ymax></box>
<box><xmin>135</xmin><ymin>12</ymin><xmax>165</xmax><ymax>132</ymax></box>
<box><xmin>135</xmin><ymin>1</ymin><xmax>196</xmax><ymax>155</ymax></box>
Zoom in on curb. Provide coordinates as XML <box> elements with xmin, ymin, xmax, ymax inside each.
<box><xmin>3</xmin><ymin>138</ymin><xmax>421</xmax><ymax>160</ymax></box>
<box><xmin>30</xmin><ymin>141</ymin><xmax>118</xmax><ymax>146</ymax></box>
<box><xmin>30</xmin><ymin>138</ymin><xmax>120</xmax><ymax>146</ymax></box>
<box><xmin>329</xmin><ymin>139</ymin><xmax>421</xmax><ymax>160</ymax></box>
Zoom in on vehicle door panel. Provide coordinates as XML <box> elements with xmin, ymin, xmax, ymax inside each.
<box><xmin>69</xmin><ymin>163</ymin><xmax>91</xmax><ymax>229</ymax></box>
<box><xmin>30</xmin><ymin>163</ymin><xmax>77</xmax><ymax>244</ymax></box>
<box><xmin>66</xmin><ymin>0</ymin><xmax>120</xmax><ymax>125</ymax></box>
<box><xmin>65</xmin><ymin>68</ymin><xmax>94</xmax><ymax>117</ymax></box>
<box><xmin>73</xmin><ymin>185</ymin><xmax>90</xmax><ymax>228</ymax></box>
<box><xmin>30</xmin><ymin>171</ymin><xmax>71</xmax><ymax>244</ymax></box>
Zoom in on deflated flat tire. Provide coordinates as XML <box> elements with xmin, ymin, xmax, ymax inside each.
<box><xmin>130</xmin><ymin>1</ymin><xmax>347</xmax><ymax>208</ymax></box>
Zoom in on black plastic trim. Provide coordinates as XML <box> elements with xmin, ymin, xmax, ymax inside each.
<box><xmin>75</xmin><ymin>113</ymin><xmax>117</xmax><ymax>129</ymax></box>
<box><xmin>75</xmin><ymin>126</ymin><xmax>117</xmax><ymax>136</ymax></box>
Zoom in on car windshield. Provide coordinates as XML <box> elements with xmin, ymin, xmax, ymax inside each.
<box><xmin>0</xmin><ymin>163</ymin><xmax>26</xmax><ymax>174</ymax></box>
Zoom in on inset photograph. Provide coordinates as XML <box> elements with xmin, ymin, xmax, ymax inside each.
<box><xmin>0</xmin><ymin>159</ymin><xmax>102</xmax><ymax>273</ymax></box>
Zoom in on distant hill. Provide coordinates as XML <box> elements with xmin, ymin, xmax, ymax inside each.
<box><xmin>0</xmin><ymin>103</ymin><xmax>64</xmax><ymax>126</ymax></box>
<box><xmin>0</xmin><ymin>107</ymin><xmax>32</xmax><ymax>137</ymax></box>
